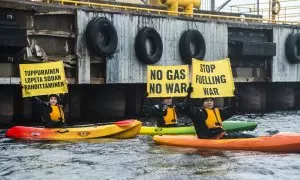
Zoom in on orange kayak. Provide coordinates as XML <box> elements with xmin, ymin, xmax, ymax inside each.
<box><xmin>153</xmin><ymin>132</ymin><xmax>300</xmax><ymax>153</ymax></box>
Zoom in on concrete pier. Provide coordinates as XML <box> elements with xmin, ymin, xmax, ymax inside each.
<box><xmin>80</xmin><ymin>85</ymin><xmax>126</xmax><ymax>122</ymax></box>
<box><xmin>238</xmin><ymin>83</ymin><xmax>266</xmax><ymax>113</ymax></box>
<box><xmin>295</xmin><ymin>84</ymin><xmax>300</xmax><ymax>109</ymax></box>
<box><xmin>267</xmin><ymin>84</ymin><xmax>295</xmax><ymax>110</ymax></box>
<box><xmin>0</xmin><ymin>0</ymin><xmax>300</xmax><ymax>126</ymax></box>
<box><xmin>0</xmin><ymin>86</ymin><xmax>14</xmax><ymax>126</ymax></box>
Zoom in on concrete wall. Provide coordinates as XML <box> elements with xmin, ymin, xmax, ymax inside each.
<box><xmin>295</xmin><ymin>84</ymin><xmax>300</xmax><ymax>109</ymax></box>
<box><xmin>272</xmin><ymin>27</ymin><xmax>300</xmax><ymax>82</ymax></box>
<box><xmin>77</xmin><ymin>9</ymin><xmax>300</xmax><ymax>84</ymax></box>
<box><xmin>238</xmin><ymin>83</ymin><xmax>266</xmax><ymax>112</ymax></box>
<box><xmin>81</xmin><ymin>85</ymin><xmax>126</xmax><ymax>121</ymax></box>
<box><xmin>267</xmin><ymin>83</ymin><xmax>295</xmax><ymax>110</ymax></box>
<box><xmin>0</xmin><ymin>86</ymin><xmax>14</xmax><ymax>125</ymax></box>
<box><xmin>76</xmin><ymin>10</ymin><xmax>228</xmax><ymax>84</ymax></box>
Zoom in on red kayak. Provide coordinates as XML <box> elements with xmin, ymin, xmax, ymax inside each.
<box><xmin>153</xmin><ymin>132</ymin><xmax>300</xmax><ymax>153</ymax></box>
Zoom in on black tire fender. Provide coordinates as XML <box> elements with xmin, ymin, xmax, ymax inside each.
<box><xmin>179</xmin><ymin>30</ymin><xmax>206</xmax><ymax>64</ymax></box>
<box><xmin>285</xmin><ymin>33</ymin><xmax>300</xmax><ymax>64</ymax></box>
<box><xmin>135</xmin><ymin>27</ymin><xmax>163</xmax><ymax>64</ymax></box>
<box><xmin>85</xmin><ymin>17</ymin><xmax>118</xmax><ymax>57</ymax></box>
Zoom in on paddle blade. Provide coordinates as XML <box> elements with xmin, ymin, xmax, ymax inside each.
<box><xmin>115</xmin><ymin>120</ymin><xmax>134</xmax><ymax>127</ymax></box>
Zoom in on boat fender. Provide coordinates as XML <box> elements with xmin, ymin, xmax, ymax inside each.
<box><xmin>135</xmin><ymin>27</ymin><xmax>163</xmax><ymax>64</ymax></box>
<box><xmin>285</xmin><ymin>33</ymin><xmax>300</xmax><ymax>64</ymax></box>
<box><xmin>179</xmin><ymin>30</ymin><xmax>206</xmax><ymax>64</ymax></box>
<box><xmin>85</xmin><ymin>17</ymin><xmax>118</xmax><ymax>57</ymax></box>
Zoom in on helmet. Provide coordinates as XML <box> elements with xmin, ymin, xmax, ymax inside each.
<box><xmin>48</xmin><ymin>94</ymin><xmax>61</xmax><ymax>102</ymax></box>
<box><xmin>202</xmin><ymin>97</ymin><xmax>215</xmax><ymax>102</ymax></box>
<box><xmin>161</xmin><ymin>96</ymin><xmax>173</xmax><ymax>101</ymax></box>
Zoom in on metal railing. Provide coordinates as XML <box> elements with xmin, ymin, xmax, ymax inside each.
<box><xmin>228</xmin><ymin>0</ymin><xmax>300</xmax><ymax>22</ymax></box>
<box><xmin>39</xmin><ymin>0</ymin><xmax>300</xmax><ymax>25</ymax></box>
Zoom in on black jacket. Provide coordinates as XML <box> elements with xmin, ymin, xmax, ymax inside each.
<box><xmin>142</xmin><ymin>98</ymin><xmax>186</xmax><ymax>127</ymax></box>
<box><xmin>183</xmin><ymin>98</ymin><xmax>238</xmax><ymax>139</ymax></box>
<box><xmin>30</xmin><ymin>96</ymin><xmax>65</xmax><ymax>124</ymax></box>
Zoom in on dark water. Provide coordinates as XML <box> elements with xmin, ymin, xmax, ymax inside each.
<box><xmin>1</xmin><ymin>111</ymin><xmax>300</xmax><ymax>180</ymax></box>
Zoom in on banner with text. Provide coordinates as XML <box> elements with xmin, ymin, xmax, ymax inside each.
<box><xmin>147</xmin><ymin>65</ymin><xmax>189</xmax><ymax>98</ymax></box>
<box><xmin>191</xmin><ymin>58</ymin><xmax>235</xmax><ymax>98</ymax></box>
<box><xmin>19</xmin><ymin>61</ymin><xmax>68</xmax><ymax>97</ymax></box>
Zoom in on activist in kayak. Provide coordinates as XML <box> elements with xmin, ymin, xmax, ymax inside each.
<box><xmin>142</xmin><ymin>91</ymin><xmax>191</xmax><ymax>127</ymax></box>
<box><xmin>30</xmin><ymin>94</ymin><xmax>67</xmax><ymax>128</ymax></box>
<box><xmin>184</xmin><ymin>87</ymin><xmax>255</xmax><ymax>139</ymax></box>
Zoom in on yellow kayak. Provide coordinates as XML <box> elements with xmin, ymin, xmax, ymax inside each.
<box><xmin>5</xmin><ymin>120</ymin><xmax>141</xmax><ymax>141</ymax></box>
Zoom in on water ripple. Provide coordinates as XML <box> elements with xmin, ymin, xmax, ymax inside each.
<box><xmin>1</xmin><ymin>111</ymin><xmax>300</xmax><ymax>179</ymax></box>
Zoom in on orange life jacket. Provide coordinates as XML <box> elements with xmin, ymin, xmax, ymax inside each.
<box><xmin>163</xmin><ymin>107</ymin><xmax>177</xmax><ymax>125</ymax></box>
<box><xmin>49</xmin><ymin>105</ymin><xmax>65</xmax><ymax>123</ymax></box>
<box><xmin>204</xmin><ymin>108</ymin><xmax>223</xmax><ymax>129</ymax></box>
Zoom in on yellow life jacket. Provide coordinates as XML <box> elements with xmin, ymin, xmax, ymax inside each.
<box><xmin>163</xmin><ymin>107</ymin><xmax>177</xmax><ymax>125</ymax></box>
<box><xmin>49</xmin><ymin>105</ymin><xmax>65</xmax><ymax>123</ymax></box>
<box><xmin>204</xmin><ymin>108</ymin><xmax>223</xmax><ymax>129</ymax></box>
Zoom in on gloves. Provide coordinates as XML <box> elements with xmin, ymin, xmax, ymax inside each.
<box><xmin>168</xmin><ymin>104</ymin><xmax>175</xmax><ymax>108</ymax></box>
<box><xmin>19</xmin><ymin>82</ymin><xmax>23</xmax><ymax>89</ymax></box>
<box><xmin>162</xmin><ymin>104</ymin><xmax>168</xmax><ymax>111</ymax></box>
<box><xmin>187</xmin><ymin>86</ymin><xmax>193</xmax><ymax>94</ymax></box>
<box><xmin>233</xmin><ymin>89</ymin><xmax>239</xmax><ymax>97</ymax></box>
<box><xmin>144</xmin><ymin>92</ymin><xmax>149</xmax><ymax>98</ymax></box>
